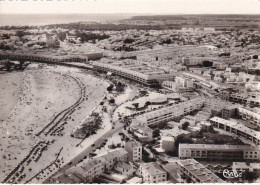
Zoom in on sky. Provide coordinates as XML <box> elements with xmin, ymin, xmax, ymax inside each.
<box><xmin>0</xmin><ymin>0</ymin><xmax>260</xmax><ymax>14</ymax></box>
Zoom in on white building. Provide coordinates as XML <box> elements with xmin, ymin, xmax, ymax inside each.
<box><xmin>237</xmin><ymin>107</ymin><xmax>260</xmax><ymax>128</ymax></box>
<box><xmin>115</xmin><ymin>162</ymin><xmax>135</xmax><ymax>177</ymax></box>
<box><xmin>162</xmin><ymin>76</ymin><xmax>193</xmax><ymax>92</ymax></box>
<box><xmin>64</xmin><ymin>148</ymin><xmax>128</xmax><ymax>183</ymax></box>
<box><xmin>124</xmin><ymin>140</ymin><xmax>142</xmax><ymax>162</ymax></box>
<box><xmin>180</xmin><ymin>115</ymin><xmax>197</xmax><ymax>126</ymax></box>
<box><xmin>210</xmin><ymin>117</ymin><xmax>260</xmax><ymax>145</ymax></box>
<box><xmin>176</xmin><ymin>159</ymin><xmax>224</xmax><ymax>183</ymax></box>
<box><xmin>182</xmin><ymin>56</ymin><xmax>216</xmax><ymax>66</ymax></box>
<box><xmin>161</xmin><ymin>136</ymin><xmax>175</xmax><ymax>152</ymax></box>
<box><xmin>179</xmin><ymin>144</ymin><xmax>260</xmax><ymax>161</ymax></box>
<box><xmin>92</xmin><ymin>60</ymin><xmax>173</xmax><ymax>86</ymax></box>
<box><xmin>137</xmin><ymin>162</ymin><xmax>167</xmax><ymax>183</ymax></box>
<box><xmin>161</xmin><ymin>81</ymin><xmax>177</xmax><ymax>91</ymax></box>
<box><xmin>136</xmin><ymin>97</ymin><xmax>204</xmax><ymax>125</ymax></box>
<box><xmin>130</xmin><ymin>120</ymin><xmax>153</xmax><ymax>142</ymax></box>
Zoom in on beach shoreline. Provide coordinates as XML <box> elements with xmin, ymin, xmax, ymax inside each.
<box><xmin>0</xmin><ymin>63</ymin><xmax>109</xmax><ymax>183</ymax></box>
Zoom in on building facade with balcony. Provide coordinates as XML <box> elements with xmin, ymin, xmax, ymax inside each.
<box><xmin>64</xmin><ymin>148</ymin><xmax>128</xmax><ymax>183</ymax></box>
<box><xmin>237</xmin><ymin>107</ymin><xmax>260</xmax><ymax>128</ymax></box>
<box><xmin>209</xmin><ymin>117</ymin><xmax>260</xmax><ymax>145</ymax></box>
<box><xmin>124</xmin><ymin>141</ymin><xmax>142</xmax><ymax>162</ymax></box>
<box><xmin>92</xmin><ymin>60</ymin><xmax>173</xmax><ymax>87</ymax></box>
<box><xmin>137</xmin><ymin>162</ymin><xmax>167</xmax><ymax>183</ymax></box>
<box><xmin>176</xmin><ymin>159</ymin><xmax>224</xmax><ymax>183</ymax></box>
<box><xmin>136</xmin><ymin>97</ymin><xmax>204</xmax><ymax>125</ymax></box>
<box><xmin>179</xmin><ymin>144</ymin><xmax>260</xmax><ymax>162</ymax></box>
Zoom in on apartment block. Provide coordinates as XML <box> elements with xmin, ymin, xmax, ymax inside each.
<box><xmin>176</xmin><ymin>159</ymin><xmax>224</xmax><ymax>183</ymax></box>
<box><xmin>64</xmin><ymin>148</ymin><xmax>128</xmax><ymax>183</ymax></box>
<box><xmin>130</xmin><ymin>120</ymin><xmax>153</xmax><ymax>142</ymax></box>
<box><xmin>179</xmin><ymin>144</ymin><xmax>260</xmax><ymax>161</ymax></box>
<box><xmin>136</xmin><ymin>97</ymin><xmax>204</xmax><ymax>125</ymax></box>
<box><xmin>137</xmin><ymin>162</ymin><xmax>167</xmax><ymax>183</ymax></box>
<box><xmin>237</xmin><ymin>107</ymin><xmax>260</xmax><ymax>128</ymax></box>
<box><xmin>210</xmin><ymin>117</ymin><xmax>260</xmax><ymax>145</ymax></box>
<box><xmin>222</xmin><ymin>105</ymin><xmax>237</xmax><ymax>119</ymax></box>
<box><xmin>124</xmin><ymin>141</ymin><xmax>142</xmax><ymax>162</ymax></box>
<box><xmin>92</xmin><ymin>60</ymin><xmax>172</xmax><ymax>87</ymax></box>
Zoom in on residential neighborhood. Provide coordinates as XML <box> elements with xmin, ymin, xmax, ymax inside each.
<box><xmin>0</xmin><ymin>2</ymin><xmax>260</xmax><ymax>184</ymax></box>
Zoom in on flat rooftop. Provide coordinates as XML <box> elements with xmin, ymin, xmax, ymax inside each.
<box><xmin>177</xmin><ymin>159</ymin><xmax>224</xmax><ymax>183</ymax></box>
<box><xmin>210</xmin><ymin>117</ymin><xmax>260</xmax><ymax>140</ymax></box>
<box><xmin>179</xmin><ymin>143</ymin><xmax>260</xmax><ymax>151</ymax></box>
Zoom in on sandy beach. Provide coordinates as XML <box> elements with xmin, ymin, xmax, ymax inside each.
<box><xmin>0</xmin><ymin>64</ymin><xmax>109</xmax><ymax>183</ymax></box>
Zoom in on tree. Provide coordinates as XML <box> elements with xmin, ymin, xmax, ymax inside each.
<box><xmin>109</xmin><ymin>98</ymin><xmax>115</xmax><ymax>104</ymax></box>
<box><xmin>153</xmin><ymin>128</ymin><xmax>160</xmax><ymax>138</ymax></box>
<box><xmin>132</xmin><ymin>103</ymin><xmax>139</xmax><ymax>109</ymax></box>
<box><xmin>145</xmin><ymin>101</ymin><xmax>151</xmax><ymax>106</ymax></box>
<box><xmin>181</xmin><ymin>122</ymin><xmax>190</xmax><ymax>130</ymax></box>
<box><xmin>6</xmin><ymin>62</ymin><xmax>11</xmax><ymax>71</ymax></box>
<box><xmin>161</xmin><ymin>39</ymin><xmax>172</xmax><ymax>44</ymax></box>
<box><xmin>19</xmin><ymin>61</ymin><xmax>24</xmax><ymax>70</ymax></box>
<box><xmin>15</xmin><ymin>30</ymin><xmax>30</xmax><ymax>38</ymax></box>
<box><xmin>203</xmin><ymin>61</ymin><xmax>213</xmax><ymax>67</ymax></box>
<box><xmin>124</xmin><ymin>38</ymin><xmax>135</xmax><ymax>44</ymax></box>
<box><xmin>2</xmin><ymin>33</ymin><xmax>10</xmax><ymax>39</ymax></box>
<box><xmin>115</xmin><ymin>81</ymin><xmax>126</xmax><ymax>92</ymax></box>
<box><xmin>57</xmin><ymin>31</ymin><xmax>67</xmax><ymax>41</ymax></box>
<box><xmin>186</xmin><ymin>177</ymin><xmax>192</xmax><ymax>183</ymax></box>
<box><xmin>174</xmin><ymin>135</ymin><xmax>193</xmax><ymax>148</ymax></box>
<box><xmin>107</xmin><ymin>84</ymin><xmax>114</xmax><ymax>92</ymax></box>
<box><xmin>252</xmin><ymin>55</ymin><xmax>258</xmax><ymax>59</ymax></box>
<box><xmin>244</xmin><ymin>171</ymin><xmax>257</xmax><ymax>181</ymax></box>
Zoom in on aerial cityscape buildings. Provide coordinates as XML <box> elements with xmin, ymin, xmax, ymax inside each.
<box><xmin>0</xmin><ymin>12</ymin><xmax>260</xmax><ymax>184</ymax></box>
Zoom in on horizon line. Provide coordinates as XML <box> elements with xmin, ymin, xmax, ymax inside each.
<box><xmin>1</xmin><ymin>13</ymin><xmax>260</xmax><ymax>15</ymax></box>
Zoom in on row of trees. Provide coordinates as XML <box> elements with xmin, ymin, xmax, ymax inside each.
<box><xmin>46</xmin><ymin>23</ymin><xmax>163</xmax><ymax>31</ymax></box>
<box><xmin>75</xmin><ymin>32</ymin><xmax>110</xmax><ymax>43</ymax></box>
<box><xmin>55</xmin><ymin>30</ymin><xmax>110</xmax><ymax>43</ymax></box>
<box><xmin>15</xmin><ymin>30</ymin><xmax>33</xmax><ymax>38</ymax></box>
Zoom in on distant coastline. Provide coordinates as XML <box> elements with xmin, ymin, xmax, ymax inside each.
<box><xmin>0</xmin><ymin>13</ymin><xmax>136</xmax><ymax>26</ymax></box>
<box><xmin>1</xmin><ymin>13</ymin><xmax>260</xmax><ymax>27</ymax></box>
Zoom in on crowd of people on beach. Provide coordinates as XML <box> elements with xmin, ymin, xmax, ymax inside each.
<box><xmin>2</xmin><ymin>141</ymin><xmax>51</xmax><ymax>184</ymax></box>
